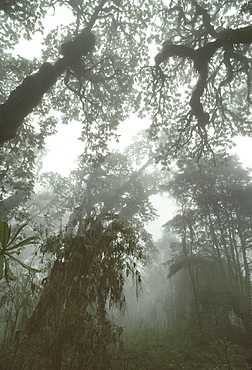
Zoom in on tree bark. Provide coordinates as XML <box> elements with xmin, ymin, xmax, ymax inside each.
<box><xmin>155</xmin><ymin>26</ymin><xmax>252</xmax><ymax>126</ymax></box>
<box><xmin>0</xmin><ymin>30</ymin><xmax>95</xmax><ymax>144</ymax></box>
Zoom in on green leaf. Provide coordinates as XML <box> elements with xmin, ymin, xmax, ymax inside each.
<box><xmin>0</xmin><ymin>221</ymin><xmax>11</xmax><ymax>249</ymax></box>
<box><xmin>8</xmin><ymin>254</ymin><xmax>41</xmax><ymax>274</ymax></box>
<box><xmin>6</xmin><ymin>236</ymin><xmax>38</xmax><ymax>251</ymax></box>
<box><xmin>5</xmin><ymin>261</ymin><xmax>16</xmax><ymax>281</ymax></box>
<box><xmin>6</xmin><ymin>223</ymin><xmax>28</xmax><ymax>248</ymax></box>
<box><xmin>0</xmin><ymin>254</ymin><xmax>4</xmax><ymax>280</ymax></box>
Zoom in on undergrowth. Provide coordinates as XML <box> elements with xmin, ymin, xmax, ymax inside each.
<box><xmin>110</xmin><ymin>324</ymin><xmax>252</xmax><ymax>369</ymax></box>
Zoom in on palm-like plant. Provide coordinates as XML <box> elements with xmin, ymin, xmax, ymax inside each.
<box><xmin>0</xmin><ymin>221</ymin><xmax>40</xmax><ymax>282</ymax></box>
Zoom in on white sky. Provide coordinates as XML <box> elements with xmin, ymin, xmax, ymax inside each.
<box><xmin>230</xmin><ymin>136</ymin><xmax>252</xmax><ymax>169</ymax></box>
<box><xmin>41</xmin><ymin>118</ymin><xmax>252</xmax><ymax>175</ymax></box>
<box><xmin>14</xmin><ymin>6</ymin><xmax>74</xmax><ymax>59</ymax></box>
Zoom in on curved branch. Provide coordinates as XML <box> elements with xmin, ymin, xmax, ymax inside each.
<box><xmin>191</xmin><ymin>0</ymin><xmax>219</xmax><ymax>39</ymax></box>
<box><xmin>155</xmin><ymin>26</ymin><xmax>252</xmax><ymax>126</ymax></box>
<box><xmin>0</xmin><ymin>30</ymin><xmax>95</xmax><ymax>144</ymax></box>
<box><xmin>0</xmin><ymin>1</ymin><xmax>115</xmax><ymax>144</ymax></box>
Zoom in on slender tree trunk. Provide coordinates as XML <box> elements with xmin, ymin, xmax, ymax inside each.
<box><xmin>182</xmin><ymin>233</ymin><xmax>203</xmax><ymax>335</ymax></box>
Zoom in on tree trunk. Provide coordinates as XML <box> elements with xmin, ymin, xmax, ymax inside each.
<box><xmin>0</xmin><ymin>31</ymin><xmax>95</xmax><ymax>144</ymax></box>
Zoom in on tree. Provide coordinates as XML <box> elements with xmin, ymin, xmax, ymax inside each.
<box><xmin>164</xmin><ymin>155</ymin><xmax>252</xmax><ymax>342</ymax></box>
<box><xmin>0</xmin><ymin>0</ymin><xmax>157</xmax><ymax>226</ymax></box>
<box><xmin>0</xmin><ymin>0</ymin><xmax>153</xmax><ymax>145</ymax></box>
<box><xmin>0</xmin><ymin>0</ymin><xmax>252</xmax><ymax>367</ymax></box>
<box><xmin>1</xmin><ymin>150</ymin><xmax>159</xmax><ymax>369</ymax></box>
<box><xmin>0</xmin><ymin>1</ymin><xmax>251</xmax><ymax>162</ymax></box>
<box><xmin>1</xmin><ymin>1</ymin><xmax>252</xmax><ymax>225</ymax></box>
<box><xmin>145</xmin><ymin>0</ymin><xmax>252</xmax><ymax>163</ymax></box>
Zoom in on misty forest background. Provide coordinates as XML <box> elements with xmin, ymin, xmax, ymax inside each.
<box><xmin>0</xmin><ymin>0</ymin><xmax>252</xmax><ymax>369</ymax></box>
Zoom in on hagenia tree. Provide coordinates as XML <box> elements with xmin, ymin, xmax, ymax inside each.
<box><xmin>1</xmin><ymin>150</ymin><xmax>160</xmax><ymax>369</ymax></box>
<box><xmin>0</xmin><ymin>1</ymin><xmax>252</xmax><ymax>159</ymax></box>
<box><xmin>0</xmin><ymin>0</ymin><xmax>156</xmax><ymax>220</ymax></box>
<box><xmin>0</xmin><ymin>0</ymin><xmax>252</xmax><ymax>367</ymax></box>
<box><xmin>145</xmin><ymin>0</ymin><xmax>252</xmax><ymax>164</ymax></box>
<box><xmin>0</xmin><ymin>0</ymin><xmax>154</xmax><ymax>145</ymax></box>
<box><xmin>1</xmin><ymin>0</ymin><xmax>252</xmax><ymax>217</ymax></box>
<box><xmin>163</xmin><ymin>155</ymin><xmax>252</xmax><ymax>344</ymax></box>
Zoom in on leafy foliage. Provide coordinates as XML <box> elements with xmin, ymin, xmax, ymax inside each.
<box><xmin>142</xmin><ymin>0</ymin><xmax>252</xmax><ymax>163</ymax></box>
<box><xmin>0</xmin><ymin>147</ymin><xmax>158</xmax><ymax>368</ymax></box>
<box><xmin>8</xmin><ymin>217</ymin><xmax>152</xmax><ymax>369</ymax></box>
<box><xmin>164</xmin><ymin>155</ymin><xmax>252</xmax><ymax>339</ymax></box>
<box><xmin>0</xmin><ymin>1</ymin><xmax>252</xmax><ymax>368</ymax></box>
<box><xmin>111</xmin><ymin>325</ymin><xmax>251</xmax><ymax>369</ymax></box>
<box><xmin>241</xmin><ymin>1</ymin><xmax>252</xmax><ymax>14</ymax></box>
<box><xmin>0</xmin><ymin>221</ymin><xmax>40</xmax><ymax>282</ymax></box>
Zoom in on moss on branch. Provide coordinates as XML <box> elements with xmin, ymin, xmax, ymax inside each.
<box><xmin>0</xmin><ymin>31</ymin><xmax>95</xmax><ymax>144</ymax></box>
<box><xmin>155</xmin><ymin>25</ymin><xmax>252</xmax><ymax>128</ymax></box>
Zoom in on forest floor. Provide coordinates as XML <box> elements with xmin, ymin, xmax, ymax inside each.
<box><xmin>111</xmin><ymin>328</ymin><xmax>252</xmax><ymax>369</ymax></box>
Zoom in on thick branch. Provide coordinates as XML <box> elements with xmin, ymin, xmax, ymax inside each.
<box><xmin>0</xmin><ymin>30</ymin><xmax>95</xmax><ymax>144</ymax></box>
<box><xmin>191</xmin><ymin>0</ymin><xmax>219</xmax><ymax>39</ymax></box>
<box><xmin>155</xmin><ymin>26</ymin><xmax>252</xmax><ymax>126</ymax></box>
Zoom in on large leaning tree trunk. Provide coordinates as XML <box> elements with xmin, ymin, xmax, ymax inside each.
<box><xmin>0</xmin><ymin>30</ymin><xmax>94</xmax><ymax>144</ymax></box>
<box><xmin>0</xmin><ymin>0</ymin><xmax>112</xmax><ymax>144</ymax></box>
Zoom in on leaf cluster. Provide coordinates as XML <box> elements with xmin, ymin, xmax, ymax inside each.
<box><xmin>163</xmin><ymin>155</ymin><xmax>252</xmax><ymax>337</ymax></box>
<box><xmin>0</xmin><ymin>221</ymin><xmax>40</xmax><ymax>283</ymax></box>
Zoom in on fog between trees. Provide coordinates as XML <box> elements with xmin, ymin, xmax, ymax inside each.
<box><xmin>0</xmin><ymin>1</ymin><xmax>252</xmax><ymax>369</ymax></box>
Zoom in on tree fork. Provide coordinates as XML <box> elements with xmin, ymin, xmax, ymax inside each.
<box><xmin>0</xmin><ymin>30</ymin><xmax>95</xmax><ymax>144</ymax></box>
<box><xmin>155</xmin><ymin>26</ymin><xmax>252</xmax><ymax>126</ymax></box>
